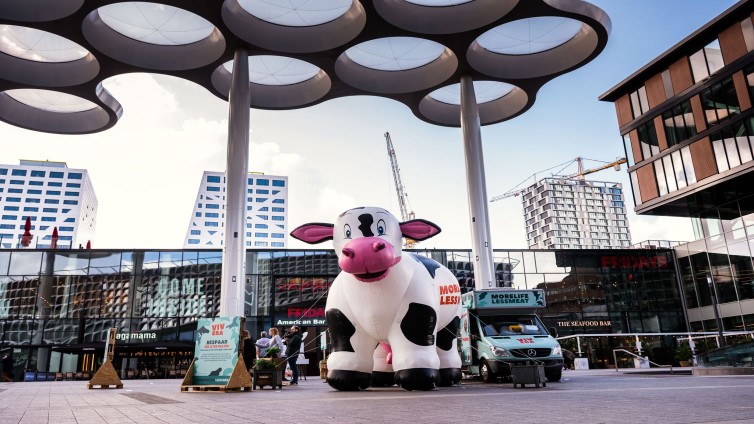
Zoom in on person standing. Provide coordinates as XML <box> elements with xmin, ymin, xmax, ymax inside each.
<box><xmin>286</xmin><ymin>326</ymin><xmax>303</xmax><ymax>385</ymax></box>
<box><xmin>1</xmin><ymin>353</ymin><xmax>13</xmax><ymax>382</ymax></box>
<box><xmin>241</xmin><ymin>330</ymin><xmax>256</xmax><ymax>372</ymax></box>
<box><xmin>255</xmin><ymin>331</ymin><xmax>270</xmax><ymax>358</ymax></box>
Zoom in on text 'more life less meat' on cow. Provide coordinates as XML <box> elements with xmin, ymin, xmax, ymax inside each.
<box><xmin>291</xmin><ymin>206</ymin><xmax>462</xmax><ymax>391</ymax></box>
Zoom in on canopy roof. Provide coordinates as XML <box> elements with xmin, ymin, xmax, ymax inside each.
<box><xmin>0</xmin><ymin>0</ymin><xmax>610</xmax><ymax>133</ymax></box>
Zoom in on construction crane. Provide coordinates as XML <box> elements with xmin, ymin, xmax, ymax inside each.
<box><xmin>384</xmin><ymin>132</ymin><xmax>416</xmax><ymax>248</ymax></box>
<box><xmin>490</xmin><ymin>156</ymin><xmax>627</xmax><ymax>203</ymax></box>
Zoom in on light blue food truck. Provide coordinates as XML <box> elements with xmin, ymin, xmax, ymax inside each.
<box><xmin>459</xmin><ymin>289</ymin><xmax>564</xmax><ymax>383</ymax></box>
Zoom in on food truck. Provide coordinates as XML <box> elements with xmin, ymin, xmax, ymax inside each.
<box><xmin>459</xmin><ymin>289</ymin><xmax>564</xmax><ymax>383</ymax></box>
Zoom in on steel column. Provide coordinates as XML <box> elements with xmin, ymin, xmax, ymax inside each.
<box><xmin>220</xmin><ymin>49</ymin><xmax>250</xmax><ymax>317</ymax></box>
<box><xmin>460</xmin><ymin>76</ymin><xmax>496</xmax><ymax>290</ymax></box>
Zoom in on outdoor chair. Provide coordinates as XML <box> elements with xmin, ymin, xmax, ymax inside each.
<box><xmin>65</xmin><ymin>372</ymin><xmax>73</xmax><ymax>381</ymax></box>
<box><xmin>55</xmin><ymin>372</ymin><xmax>63</xmax><ymax>381</ymax></box>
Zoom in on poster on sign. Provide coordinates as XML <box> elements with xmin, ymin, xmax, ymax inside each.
<box><xmin>193</xmin><ymin>316</ymin><xmax>241</xmax><ymax>385</ymax></box>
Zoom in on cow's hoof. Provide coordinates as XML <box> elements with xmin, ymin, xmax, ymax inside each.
<box><xmin>395</xmin><ymin>368</ymin><xmax>439</xmax><ymax>391</ymax></box>
<box><xmin>371</xmin><ymin>371</ymin><xmax>395</xmax><ymax>387</ymax></box>
<box><xmin>438</xmin><ymin>368</ymin><xmax>462</xmax><ymax>386</ymax></box>
<box><xmin>327</xmin><ymin>370</ymin><xmax>371</xmax><ymax>391</ymax></box>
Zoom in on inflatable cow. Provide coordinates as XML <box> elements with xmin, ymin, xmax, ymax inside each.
<box><xmin>291</xmin><ymin>206</ymin><xmax>462</xmax><ymax>391</ymax></box>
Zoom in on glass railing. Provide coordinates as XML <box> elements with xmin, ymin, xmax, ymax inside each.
<box><xmin>698</xmin><ymin>341</ymin><xmax>754</xmax><ymax>367</ymax></box>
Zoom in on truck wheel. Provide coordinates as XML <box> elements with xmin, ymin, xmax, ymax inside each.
<box><xmin>546</xmin><ymin>369</ymin><xmax>562</xmax><ymax>382</ymax></box>
<box><xmin>480</xmin><ymin>360</ymin><xmax>495</xmax><ymax>383</ymax></box>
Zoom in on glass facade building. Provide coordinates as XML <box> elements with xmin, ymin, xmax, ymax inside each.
<box><xmin>0</xmin><ymin>247</ymin><xmax>683</xmax><ymax>379</ymax></box>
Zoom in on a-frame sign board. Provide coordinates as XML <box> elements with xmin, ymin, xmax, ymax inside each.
<box><xmin>180</xmin><ymin>317</ymin><xmax>252</xmax><ymax>392</ymax></box>
<box><xmin>88</xmin><ymin>328</ymin><xmax>123</xmax><ymax>389</ymax></box>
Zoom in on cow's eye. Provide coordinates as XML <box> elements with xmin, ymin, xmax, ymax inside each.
<box><xmin>344</xmin><ymin>224</ymin><xmax>352</xmax><ymax>239</ymax></box>
<box><xmin>377</xmin><ymin>219</ymin><xmax>386</xmax><ymax>236</ymax></box>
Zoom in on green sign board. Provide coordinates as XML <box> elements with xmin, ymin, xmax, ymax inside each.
<box><xmin>472</xmin><ymin>289</ymin><xmax>546</xmax><ymax>309</ymax></box>
<box><xmin>193</xmin><ymin>316</ymin><xmax>241</xmax><ymax>385</ymax></box>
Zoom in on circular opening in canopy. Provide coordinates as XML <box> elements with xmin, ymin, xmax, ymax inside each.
<box><xmin>97</xmin><ymin>2</ymin><xmax>215</xmax><ymax>46</ymax></box>
<box><xmin>345</xmin><ymin>37</ymin><xmax>445</xmax><ymax>71</ymax></box>
<box><xmin>404</xmin><ymin>0</ymin><xmax>473</xmax><ymax>5</ymax></box>
<box><xmin>238</xmin><ymin>0</ymin><xmax>352</xmax><ymax>27</ymax></box>
<box><xmin>477</xmin><ymin>16</ymin><xmax>583</xmax><ymax>55</ymax></box>
<box><xmin>429</xmin><ymin>81</ymin><xmax>514</xmax><ymax>105</ymax></box>
<box><xmin>5</xmin><ymin>89</ymin><xmax>97</xmax><ymax>112</ymax></box>
<box><xmin>223</xmin><ymin>56</ymin><xmax>321</xmax><ymax>86</ymax></box>
<box><xmin>0</xmin><ymin>25</ymin><xmax>88</xmax><ymax>62</ymax></box>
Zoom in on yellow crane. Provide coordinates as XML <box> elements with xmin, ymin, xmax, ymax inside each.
<box><xmin>384</xmin><ymin>132</ymin><xmax>416</xmax><ymax>248</ymax></box>
<box><xmin>490</xmin><ymin>156</ymin><xmax>627</xmax><ymax>202</ymax></box>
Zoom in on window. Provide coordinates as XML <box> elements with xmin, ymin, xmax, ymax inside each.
<box><xmin>47</xmin><ymin>181</ymin><xmax>62</xmax><ymax>187</ymax></box>
<box><xmin>622</xmin><ymin>134</ymin><xmax>634</xmax><ymax>166</ymax></box>
<box><xmin>68</xmin><ymin>172</ymin><xmax>83</xmax><ymax>179</ymax></box>
<box><xmin>255</xmin><ymin>198</ymin><xmax>267</xmax><ymax>202</ymax></box>
<box><xmin>1</xmin><ymin>215</ymin><xmax>16</xmax><ymax>220</ymax></box>
<box><xmin>0</xmin><ymin>169</ymin><xmax>6</xmax><ymax>175</ymax></box>
<box><xmin>190</xmin><ymin>230</ymin><xmax>200</xmax><ymax>235</ymax></box>
<box><xmin>6</xmin><ymin>197</ymin><xmax>21</xmax><ymax>202</ymax></box>
<box><xmin>46</xmin><ymin>190</ymin><xmax>60</xmax><ymax>195</ymax></box>
<box><xmin>661</xmin><ymin>69</ymin><xmax>674</xmax><ymax>99</ymax></box>
<box><xmin>50</xmin><ymin>171</ymin><xmax>64</xmax><ymax>178</ymax></box>
<box><xmin>205</xmin><ymin>222</ymin><xmax>219</xmax><ymax>227</ymax></box>
<box><xmin>195</xmin><ymin>212</ymin><xmax>201</xmax><ymax>217</ymax></box>
<box><xmin>742</xmin><ymin>18</ymin><xmax>754</xmax><ymax>52</ymax></box>
<box><xmin>41</xmin><ymin>217</ymin><xmax>55</xmax><ymax>222</ymax></box>
<box><xmin>272</xmin><ymin>180</ymin><xmax>285</xmax><ymax>187</ymax></box>
<box><xmin>272</xmin><ymin>199</ymin><xmax>284</xmax><ymax>204</ymax></box>
<box><xmin>11</xmin><ymin>169</ymin><xmax>26</xmax><ymax>176</ymax></box>
<box><xmin>256</xmin><ymin>179</ymin><xmax>269</xmax><ymax>186</ymax></box>
<box><xmin>256</xmin><ymin>189</ymin><xmax>269</xmax><ymax>194</ymax></box>
<box><xmin>26</xmin><ymin>198</ymin><xmax>39</xmax><ymax>203</ymax></box>
<box><xmin>29</xmin><ymin>181</ymin><xmax>42</xmax><ymax>186</ymax></box>
<box><xmin>637</xmin><ymin>120</ymin><xmax>659</xmax><ymax>160</ymax></box>
<box><xmin>26</xmin><ymin>189</ymin><xmax>41</xmax><ymax>195</ymax></box>
<box><xmin>662</xmin><ymin>100</ymin><xmax>697</xmax><ymax>147</ymax></box>
<box><xmin>207</xmin><ymin>175</ymin><xmax>221</xmax><ymax>183</ymax></box>
<box><xmin>255</xmin><ymin>232</ymin><xmax>268</xmax><ymax>237</ymax></box>
<box><xmin>255</xmin><ymin>241</ymin><xmax>268</xmax><ymax>247</ymax></box>
<box><xmin>272</xmin><ymin>216</ymin><xmax>284</xmax><ymax>221</ymax></box>
<box><xmin>3</xmin><ymin>206</ymin><xmax>18</xmax><ymax>211</ymax></box>
<box><xmin>9</xmin><ymin>180</ymin><xmax>23</xmax><ymax>185</ymax></box>
<box><xmin>205</xmin><ymin>212</ymin><xmax>219</xmax><ymax>218</ymax></box>
<box><xmin>66</xmin><ymin>183</ymin><xmax>80</xmax><ymax>188</ymax></box>
<box><xmin>59</xmin><ymin>227</ymin><xmax>73</xmax><ymax>232</ymax></box>
<box><xmin>653</xmin><ymin>147</ymin><xmax>697</xmax><ymax>196</ymax></box>
<box><xmin>271</xmin><ymin>242</ymin><xmax>284</xmax><ymax>247</ymax></box>
<box><xmin>64</xmin><ymin>218</ymin><xmax>74</xmax><ymax>222</ymax></box>
<box><xmin>43</xmin><ymin>208</ymin><xmax>57</xmax><ymax>213</ymax></box>
<box><xmin>629</xmin><ymin>85</ymin><xmax>650</xmax><ymax>118</ymax></box>
<box><xmin>271</xmin><ymin>233</ymin><xmax>284</xmax><ymax>238</ymax></box>
<box><xmin>272</xmin><ymin>207</ymin><xmax>284</xmax><ymax>212</ymax></box>
<box><xmin>188</xmin><ymin>239</ymin><xmax>200</xmax><ymax>245</ymax></box>
<box><xmin>64</xmin><ymin>191</ymin><xmax>79</xmax><ymax>197</ymax></box>
<box><xmin>700</xmin><ymin>77</ymin><xmax>740</xmax><ymax>127</ymax></box>
<box><xmin>7</xmin><ymin>188</ymin><xmax>21</xmax><ymax>193</ymax></box>
<box><xmin>206</xmin><ymin>186</ymin><xmax>220</xmax><ymax>192</ymax></box>
<box><xmin>690</xmin><ymin>39</ymin><xmax>723</xmax><ymax>83</ymax></box>
<box><xmin>63</xmin><ymin>200</ymin><xmax>77</xmax><ymax>205</ymax></box>
<box><xmin>712</xmin><ymin>120</ymin><xmax>754</xmax><ymax>172</ymax></box>
<box><xmin>206</xmin><ymin>203</ymin><xmax>220</xmax><ymax>209</ymax></box>
<box><xmin>23</xmin><ymin>207</ymin><xmax>38</xmax><ymax>212</ymax></box>
<box><xmin>30</xmin><ymin>170</ymin><xmax>45</xmax><ymax>177</ymax></box>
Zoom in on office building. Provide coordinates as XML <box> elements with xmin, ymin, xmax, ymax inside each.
<box><xmin>600</xmin><ymin>0</ymin><xmax>754</xmax><ymax>333</ymax></box>
<box><xmin>0</xmin><ymin>160</ymin><xmax>97</xmax><ymax>249</ymax></box>
<box><xmin>183</xmin><ymin>171</ymin><xmax>288</xmax><ymax>248</ymax></box>
<box><xmin>522</xmin><ymin>177</ymin><xmax>631</xmax><ymax>249</ymax></box>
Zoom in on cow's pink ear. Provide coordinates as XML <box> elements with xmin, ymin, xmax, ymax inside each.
<box><xmin>290</xmin><ymin>223</ymin><xmax>334</xmax><ymax>244</ymax></box>
<box><xmin>400</xmin><ymin>219</ymin><xmax>441</xmax><ymax>241</ymax></box>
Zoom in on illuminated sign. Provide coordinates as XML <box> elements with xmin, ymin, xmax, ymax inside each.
<box><xmin>116</xmin><ymin>332</ymin><xmax>157</xmax><ymax>342</ymax></box>
<box><xmin>600</xmin><ymin>255</ymin><xmax>668</xmax><ymax>270</ymax></box>
<box><xmin>557</xmin><ymin>320</ymin><xmax>612</xmax><ymax>327</ymax></box>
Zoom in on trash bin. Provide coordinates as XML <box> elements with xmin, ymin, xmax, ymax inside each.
<box><xmin>511</xmin><ymin>361</ymin><xmax>546</xmax><ymax>388</ymax></box>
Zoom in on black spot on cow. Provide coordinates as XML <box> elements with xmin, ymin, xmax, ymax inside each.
<box><xmin>410</xmin><ymin>254</ymin><xmax>441</xmax><ymax>278</ymax></box>
<box><xmin>400</xmin><ymin>303</ymin><xmax>436</xmax><ymax>346</ymax></box>
<box><xmin>358</xmin><ymin>214</ymin><xmax>374</xmax><ymax>237</ymax></box>
<box><xmin>326</xmin><ymin>309</ymin><xmax>356</xmax><ymax>352</ymax></box>
<box><xmin>208</xmin><ymin>367</ymin><xmax>222</xmax><ymax>376</ymax></box>
<box><xmin>436</xmin><ymin>316</ymin><xmax>460</xmax><ymax>351</ymax></box>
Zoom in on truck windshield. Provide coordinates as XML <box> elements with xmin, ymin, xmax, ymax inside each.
<box><xmin>482</xmin><ymin>316</ymin><xmax>547</xmax><ymax>336</ymax></box>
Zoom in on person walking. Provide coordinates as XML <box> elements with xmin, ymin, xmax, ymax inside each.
<box><xmin>286</xmin><ymin>326</ymin><xmax>303</xmax><ymax>385</ymax></box>
<box><xmin>1</xmin><ymin>353</ymin><xmax>13</xmax><ymax>382</ymax></box>
<box><xmin>255</xmin><ymin>331</ymin><xmax>270</xmax><ymax>359</ymax></box>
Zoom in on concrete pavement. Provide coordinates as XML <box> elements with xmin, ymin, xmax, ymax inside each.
<box><xmin>1</xmin><ymin>369</ymin><xmax>754</xmax><ymax>424</ymax></box>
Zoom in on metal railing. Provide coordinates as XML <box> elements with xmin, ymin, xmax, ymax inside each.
<box><xmin>612</xmin><ymin>349</ymin><xmax>674</xmax><ymax>373</ymax></box>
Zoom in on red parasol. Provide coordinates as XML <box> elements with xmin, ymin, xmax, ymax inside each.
<box><xmin>51</xmin><ymin>227</ymin><xmax>58</xmax><ymax>249</ymax></box>
<box><xmin>20</xmin><ymin>216</ymin><xmax>32</xmax><ymax>247</ymax></box>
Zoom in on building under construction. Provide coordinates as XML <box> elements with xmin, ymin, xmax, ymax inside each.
<box><xmin>520</xmin><ymin>177</ymin><xmax>631</xmax><ymax>249</ymax></box>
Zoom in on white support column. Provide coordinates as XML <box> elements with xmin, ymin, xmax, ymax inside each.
<box><xmin>460</xmin><ymin>75</ymin><xmax>496</xmax><ymax>290</ymax></box>
<box><xmin>220</xmin><ymin>49</ymin><xmax>250</xmax><ymax>317</ymax></box>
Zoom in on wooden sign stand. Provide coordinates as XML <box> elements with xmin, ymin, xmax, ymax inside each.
<box><xmin>180</xmin><ymin>317</ymin><xmax>252</xmax><ymax>393</ymax></box>
<box><xmin>88</xmin><ymin>328</ymin><xmax>123</xmax><ymax>389</ymax></box>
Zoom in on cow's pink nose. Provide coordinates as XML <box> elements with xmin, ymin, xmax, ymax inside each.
<box><xmin>373</xmin><ymin>241</ymin><xmax>385</xmax><ymax>252</ymax></box>
<box><xmin>342</xmin><ymin>247</ymin><xmax>355</xmax><ymax>258</ymax></box>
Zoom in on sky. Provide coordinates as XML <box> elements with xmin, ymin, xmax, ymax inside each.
<box><xmin>0</xmin><ymin>0</ymin><xmax>741</xmax><ymax>250</ymax></box>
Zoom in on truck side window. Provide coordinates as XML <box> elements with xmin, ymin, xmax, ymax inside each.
<box><xmin>483</xmin><ymin>324</ymin><xmax>498</xmax><ymax>336</ymax></box>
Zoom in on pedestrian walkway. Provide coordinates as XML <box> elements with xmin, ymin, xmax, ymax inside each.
<box><xmin>1</xmin><ymin>369</ymin><xmax>753</xmax><ymax>423</ymax></box>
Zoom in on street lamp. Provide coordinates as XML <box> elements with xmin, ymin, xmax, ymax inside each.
<box><xmin>706</xmin><ymin>275</ymin><xmax>726</xmax><ymax>347</ymax></box>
